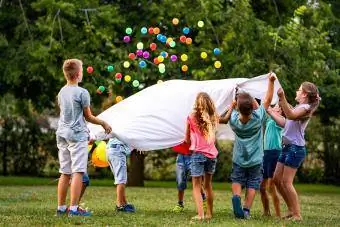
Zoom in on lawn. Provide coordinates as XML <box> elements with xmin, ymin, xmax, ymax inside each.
<box><xmin>0</xmin><ymin>177</ymin><xmax>339</xmax><ymax>226</ymax></box>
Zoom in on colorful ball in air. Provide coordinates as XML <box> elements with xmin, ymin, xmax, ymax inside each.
<box><xmin>136</xmin><ymin>49</ymin><xmax>143</xmax><ymax>57</ymax></box>
<box><xmin>197</xmin><ymin>21</ymin><xmax>204</xmax><ymax>28</ymax></box>
<box><xmin>157</xmin><ymin>55</ymin><xmax>164</xmax><ymax>63</ymax></box>
<box><xmin>153</xmin><ymin>57</ymin><xmax>160</xmax><ymax>65</ymax></box>
<box><xmin>182</xmin><ymin>27</ymin><xmax>190</xmax><ymax>35</ymax></box>
<box><xmin>172</xmin><ymin>18</ymin><xmax>179</xmax><ymax>25</ymax></box>
<box><xmin>91</xmin><ymin>141</ymin><xmax>109</xmax><ymax>168</ymax></box>
<box><xmin>160</xmin><ymin>36</ymin><xmax>167</xmax><ymax>43</ymax></box>
<box><xmin>132</xmin><ymin>80</ymin><xmax>140</xmax><ymax>87</ymax></box>
<box><xmin>179</xmin><ymin>35</ymin><xmax>186</xmax><ymax>43</ymax></box>
<box><xmin>143</xmin><ymin>51</ymin><xmax>150</xmax><ymax>59</ymax></box>
<box><xmin>107</xmin><ymin>65</ymin><xmax>114</xmax><ymax>72</ymax></box>
<box><xmin>115</xmin><ymin>73</ymin><xmax>123</xmax><ymax>80</ymax></box>
<box><xmin>157</xmin><ymin>80</ymin><xmax>163</xmax><ymax>84</ymax></box>
<box><xmin>213</xmin><ymin>48</ymin><xmax>221</xmax><ymax>55</ymax></box>
<box><xmin>148</xmin><ymin>27</ymin><xmax>154</xmax><ymax>34</ymax></box>
<box><xmin>160</xmin><ymin>51</ymin><xmax>168</xmax><ymax>58</ymax></box>
<box><xmin>159</xmin><ymin>67</ymin><xmax>165</xmax><ymax>74</ymax></box>
<box><xmin>87</xmin><ymin>66</ymin><xmax>94</xmax><ymax>74</ymax></box>
<box><xmin>200</xmin><ymin>52</ymin><xmax>207</xmax><ymax>59</ymax></box>
<box><xmin>214</xmin><ymin>60</ymin><xmax>222</xmax><ymax>69</ymax></box>
<box><xmin>124</xmin><ymin>75</ymin><xmax>131</xmax><ymax>82</ymax></box>
<box><xmin>169</xmin><ymin>41</ymin><xmax>176</xmax><ymax>48</ymax></box>
<box><xmin>170</xmin><ymin>55</ymin><xmax>177</xmax><ymax>62</ymax></box>
<box><xmin>128</xmin><ymin>53</ymin><xmax>136</xmax><ymax>60</ymax></box>
<box><xmin>181</xmin><ymin>65</ymin><xmax>188</xmax><ymax>72</ymax></box>
<box><xmin>139</xmin><ymin>60</ymin><xmax>147</xmax><ymax>68</ymax></box>
<box><xmin>137</xmin><ymin>42</ymin><xmax>144</xmax><ymax>50</ymax></box>
<box><xmin>97</xmin><ymin>86</ymin><xmax>105</xmax><ymax>94</ymax></box>
<box><xmin>115</xmin><ymin>96</ymin><xmax>123</xmax><ymax>103</ymax></box>
<box><xmin>180</xmin><ymin>54</ymin><xmax>188</xmax><ymax>62</ymax></box>
<box><xmin>125</xmin><ymin>27</ymin><xmax>132</xmax><ymax>35</ymax></box>
<box><xmin>153</xmin><ymin>27</ymin><xmax>160</xmax><ymax>34</ymax></box>
<box><xmin>150</xmin><ymin>43</ymin><xmax>157</xmax><ymax>51</ymax></box>
<box><xmin>185</xmin><ymin>37</ymin><xmax>192</xmax><ymax>45</ymax></box>
<box><xmin>123</xmin><ymin>36</ymin><xmax>130</xmax><ymax>43</ymax></box>
<box><xmin>141</xmin><ymin>27</ymin><xmax>147</xmax><ymax>34</ymax></box>
<box><xmin>123</xmin><ymin>61</ymin><xmax>130</xmax><ymax>68</ymax></box>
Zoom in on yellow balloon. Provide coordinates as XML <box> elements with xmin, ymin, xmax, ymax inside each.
<box><xmin>181</xmin><ymin>65</ymin><xmax>188</xmax><ymax>72</ymax></box>
<box><xmin>157</xmin><ymin>55</ymin><xmax>164</xmax><ymax>63</ymax></box>
<box><xmin>180</xmin><ymin>54</ymin><xmax>188</xmax><ymax>62</ymax></box>
<box><xmin>123</xmin><ymin>61</ymin><xmax>130</xmax><ymax>68</ymax></box>
<box><xmin>200</xmin><ymin>52</ymin><xmax>207</xmax><ymax>59</ymax></box>
<box><xmin>172</xmin><ymin>18</ymin><xmax>179</xmax><ymax>25</ymax></box>
<box><xmin>214</xmin><ymin>60</ymin><xmax>222</xmax><ymax>69</ymax></box>
<box><xmin>116</xmin><ymin>96</ymin><xmax>123</xmax><ymax>103</ymax></box>
<box><xmin>91</xmin><ymin>141</ymin><xmax>109</xmax><ymax>168</ymax></box>
<box><xmin>124</xmin><ymin>75</ymin><xmax>131</xmax><ymax>82</ymax></box>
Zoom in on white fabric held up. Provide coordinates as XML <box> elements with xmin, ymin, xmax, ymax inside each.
<box><xmin>88</xmin><ymin>73</ymin><xmax>281</xmax><ymax>151</ymax></box>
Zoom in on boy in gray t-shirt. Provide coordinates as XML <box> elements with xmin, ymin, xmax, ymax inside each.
<box><xmin>56</xmin><ymin>59</ymin><xmax>112</xmax><ymax>217</ymax></box>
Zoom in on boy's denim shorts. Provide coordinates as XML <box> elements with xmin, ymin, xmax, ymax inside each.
<box><xmin>263</xmin><ymin>150</ymin><xmax>280</xmax><ymax>179</ymax></box>
<box><xmin>278</xmin><ymin>144</ymin><xmax>306</xmax><ymax>169</ymax></box>
<box><xmin>107</xmin><ymin>143</ymin><xmax>127</xmax><ymax>185</ymax></box>
<box><xmin>82</xmin><ymin>173</ymin><xmax>90</xmax><ymax>187</ymax></box>
<box><xmin>176</xmin><ymin>154</ymin><xmax>192</xmax><ymax>191</ymax></box>
<box><xmin>190</xmin><ymin>152</ymin><xmax>217</xmax><ymax>177</ymax></box>
<box><xmin>230</xmin><ymin>162</ymin><xmax>263</xmax><ymax>190</ymax></box>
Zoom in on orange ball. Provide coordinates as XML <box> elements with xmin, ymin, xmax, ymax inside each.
<box><xmin>181</xmin><ymin>65</ymin><xmax>188</xmax><ymax>72</ymax></box>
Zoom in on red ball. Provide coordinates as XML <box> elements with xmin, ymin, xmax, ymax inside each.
<box><xmin>148</xmin><ymin>27</ymin><xmax>154</xmax><ymax>34</ymax></box>
<box><xmin>86</xmin><ymin>66</ymin><xmax>94</xmax><ymax>74</ymax></box>
<box><xmin>179</xmin><ymin>35</ymin><xmax>186</xmax><ymax>43</ymax></box>
<box><xmin>115</xmin><ymin>73</ymin><xmax>123</xmax><ymax>79</ymax></box>
<box><xmin>150</xmin><ymin>43</ymin><xmax>157</xmax><ymax>51</ymax></box>
<box><xmin>128</xmin><ymin>53</ymin><xmax>136</xmax><ymax>60</ymax></box>
<box><xmin>153</xmin><ymin>57</ymin><xmax>159</xmax><ymax>65</ymax></box>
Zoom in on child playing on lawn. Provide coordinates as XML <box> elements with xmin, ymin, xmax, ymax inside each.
<box><xmin>185</xmin><ymin>92</ymin><xmax>219</xmax><ymax>221</ymax></box>
<box><xmin>56</xmin><ymin>58</ymin><xmax>112</xmax><ymax>216</ymax></box>
<box><xmin>219</xmin><ymin>73</ymin><xmax>276</xmax><ymax>219</ymax></box>
<box><xmin>268</xmin><ymin>82</ymin><xmax>320</xmax><ymax>221</ymax></box>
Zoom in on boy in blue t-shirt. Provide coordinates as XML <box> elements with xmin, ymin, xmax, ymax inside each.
<box><xmin>260</xmin><ymin>105</ymin><xmax>283</xmax><ymax>217</ymax></box>
<box><xmin>219</xmin><ymin>73</ymin><xmax>276</xmax><ymax>219</ymax></box>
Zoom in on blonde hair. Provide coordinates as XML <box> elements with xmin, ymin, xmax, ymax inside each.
<box><xmin>62</xmin><ymin>59</ymin><xmax>82</xmax><ymax>81</ymax></box>
<box><xmin>301</xmin><ymin>81</ymin><xmax>320</xmax><ymax>116</ymax></box>
<box><xmin>192</xmin><ymin>92</ymin><xmax>219</xmax><ymax>142</ymax></box>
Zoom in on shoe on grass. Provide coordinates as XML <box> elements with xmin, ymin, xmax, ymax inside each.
<box><xmin>232</xmin><ymin>195</ymin><xmax>244</xmax><ymax>219</ymax></box>
<box><xmin>116</xmin><ymin>203</ymin><xmax>136</xmax><ymax>213</ymax></box>
<box><xmin>55</xmin><ymin>208</ymin><xmax>68</xmax><ymax>216</ymax></box>
<box><xmin>172</xmin><ymin>204</ymin><xmax>184</xmax><ymax>212</ymax></box>
<box><xmin>68</xmin><ymin>207</ymin><xmax>91</xmax><ymax>217</ymax></box>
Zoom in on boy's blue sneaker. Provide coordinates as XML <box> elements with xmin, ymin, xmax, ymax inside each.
<box><xmin>55</xmin><ymin>208</ymin><xmax>68</xmax><ymax>216</ymax></box>
<box><xmin>243</xmin><ymin>208</ymin><xmax>250</xmax><ymax>219</ymax></box>
<box><xmin>68</xmin><ymin>207</ymin><xmax>91</xmax><ymax>217</ymax></box>
<box><xmin>232</xmin><ymin>195</ymin><xmax>244</xmax><ymax>219</ymax></box>
<box><xmin>116</xmin><ymin>203</ymin><xmax>136</xmax><ymax>213</ymax></box>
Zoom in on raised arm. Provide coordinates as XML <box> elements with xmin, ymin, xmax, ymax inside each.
<box><xmin>219</xmin><ymin>100</ymin><xmax>236</xmax><ymax>124</ymax></box>
<box><xmin>263</xmin><ymin>73</ymin><xmax>276</xmax><ymax>110</ymax></box>
<box><xmin>267</xmin><ymin>107</ymin><xmax>285</xmax><ymax>127</ymax></box>
<box><xmin>277</xmin><ymin>88</ymin><xmax>308</xmax><ymax>120</ymax></box>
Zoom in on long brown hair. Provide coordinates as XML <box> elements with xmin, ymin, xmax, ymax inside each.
<box><xmin>192</xmin><ymin>92</ymin><xmax>219</xmax><ymax>142</ymax></box>
<box><xmin>301</xmin><ymin>82</ymin><xmax>320</xmax><ymax>116</ymax></box>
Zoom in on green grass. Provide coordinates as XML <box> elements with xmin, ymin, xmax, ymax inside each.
<box><xmin>0</xmin><ymin>177</ymin><xmax>339</xmax><ymax>226</ymax></box>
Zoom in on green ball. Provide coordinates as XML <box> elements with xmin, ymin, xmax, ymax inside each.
<box><xmin>107</xmin><ymin>65</ymin><xmax>114</xmax><ymax>72</ymax></box>
<box><xmin>132</xmin><ymin>80</ymin><xmax>140</xmax><ymax>87</ymax></box>
<box><xmin>98</xmin><ymin>86</ymin><xmax>105</xmax><ymax>92</ymax></box>
<box><xmin>125</xmin><ymin>27</ymin><xmax>132</xmax><ymax>35</ymax></box>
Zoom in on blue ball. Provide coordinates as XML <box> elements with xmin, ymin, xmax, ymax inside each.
<box><xmin>139</xmin><ymin>60</ymin><xmax>147</xmax><ymax>68</ymax></box>
<box><xmin>213</xmin><ymin>48</ymin><xmax>221</xmax><ymax>55</ymax></box>
<box><xmin>160</xmin><ymin>35</ymin><xmax>167</xmax><ymax>43</ymax></box>
<box><xmin>183</xmin><ymin>27</ymin><xmax>190</xmax><ymax>35</ymax></box>
<box><xmin>141</xmin><ymin>27</ymin><xmax>147</xmax><ymax>34</ymax></box>
<box><xmin>157</xmin><ymin>34</ymin><xmax>162</xmax><ymax>41</ymax></box>
<box><xmin>160</xmin><ymin>51</ymin><xmax>167</xmax><ymax>58</ymax></box>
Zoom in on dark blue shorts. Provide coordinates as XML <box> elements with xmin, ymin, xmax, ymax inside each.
<box><xmin>278</xmin><ymin>144</ymin><xmax>306</xmax><ymax>169</ymax></box>
<box><xmin>263</xmin><ymin>150</ymin><xmax>280</xmax><ymax>179</ymax></box>
<box><xmin>190</xmin><ymin>152</ymin><xmax>217</xmax><ymax>177</ymax></box>
<box><xmin>230</xmin><ymin>163</ymin><xmax>263</xmax><ymax>190</ymax></box>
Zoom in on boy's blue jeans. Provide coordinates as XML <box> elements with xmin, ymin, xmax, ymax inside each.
<box><xmin>176</xmin><ymin>154</ymin><xmax>192</xmax><ymax>191</ymax></box>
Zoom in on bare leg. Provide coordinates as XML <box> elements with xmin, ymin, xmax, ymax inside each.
<box><xmin>116</xmin><ymin>184</ymin><xmax>126</xmax><ymax>206</ymax></box>
<box><xmin>244</xmin><ymin>188</ymin><xmax>256</xmax><ymax>209</ymax></box>
<box><xmin>282</xmin><ymin>166</ymin><xmax>302</xmax><ymax>220</ymax></box>
<box><xmin>231</xmin><ymin>183</ymin><xmax>242</xmax><ymax>196</ymax></box>
<box><xmin>58</xmin><ymin>174</ymin><xmax>71</xmax><ymax>206</ymax></box>
<box><xmin>79</xmin><ymin>183</ymin><xmax>87</xmax><ymax>204</ymax></box>
<box><xmin>192</xmin><ymin>176</ymin><xmax>204</xmax><ymax>218</ymax></box>
<box><xmin>70</xmin><ymin>172</ymin><xmax>83</xmax><ymax>206</ymax></box>
<box><xmin>260</xmin><ymin>179</ymin><xmax>270</xmax><ymax>216</ymax></box>
<box><xmin>273</xmin><ymin>162</ymin><xmax>292</xmax><ymax>217</ymax></box>
<box><xmin>268</xmin><ymin>178</ymin><xmax>281</xmax><ymax>217</ymax></box>
<box><xmin>204</xmin><ymin>173</ymin><xmax>213</xmax><ymax>219</ymax></box>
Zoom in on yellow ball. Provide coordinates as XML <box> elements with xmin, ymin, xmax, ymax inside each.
<box><xmin>180</xmin><ymin>54</ymin><xmax>188</xmax><ymax>62</ymax></box>
<box><xmin>181</xmin><ymin>65</ymin><xmax>188</xmax><ymax>72</ymax></box>
<box><xmin>124</xmin><ymin>75</ymin><xmax>131</xmax><ymax>82</ymax></box>
<box><xmin>197</xmin><ymin>20</ymin><xmax>204</xmax><ymax>28</ymax></box>
<box><xmin>214</xmin><ymin>60</ymin><xmax>222</xmax><ymax>69</ymax></box>
<box><xmin>172</xmin><ymin>18</ymin><xmax>179</xmax><ymax>25</ymax></box>
<box><xmin>158</xmin><ymin>55</ymin><xmax>164</xmax><ymax>63</ymax></box>
<box><xmin>123</xmin><ymin>61</ymin><xmax>130</xmax><ymax>68</ymax></box>
<box><xmin>91</xmin><ymin>141</ymin><xmax>109</xmax><ymax>168</ymax></box>
<box><xmin>200</xmin><ymin>52</ymin><xmax>207</xmax><ymax>59</ymax></box>
<box><xmin>136</xmin><ymin>42</ymin><xmax>143</xmax><ymax>50</ymax></box>
<box><xmin>116</xmin><ymin>96</ymin><xmax>123</xmax><ymax>103</ymax></box>
<box><xmin>157</xmin><ymin>80</ymin><xmax>163</xmax><ymax>84</ymax></box>
<box><xmin>166</xmin><ymin>37</ymin><xmax>173</xmax><ymax>43</ymax></box>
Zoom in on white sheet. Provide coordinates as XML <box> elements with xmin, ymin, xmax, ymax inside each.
<box><xmin>88</xmin><ymin>73</ymin><xmax>281</xmax><ymax>151</ymax></box>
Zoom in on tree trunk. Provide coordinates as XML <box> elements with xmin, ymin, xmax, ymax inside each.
<box><xmin>127</xmin><ymin>150</ymin><xmax>145</xmax><ymax>186</ymax></box>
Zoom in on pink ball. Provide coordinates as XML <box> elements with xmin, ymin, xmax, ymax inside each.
<box><xmin>136</xmin><ymin>49</ymin><xmax>143</xmax><ymax>57</ymax></box>
<box><xmin>123</xmin><ymin>36</ymin><xmax>130</xmax><ymax>43</ymax></box>
<box><xmin>143</xmin><ymin>51</ymin><xmax>150</xmax><ymax>59</ymax></box>
<box><xmin>170</xmin><ymin>55</ymin><xmax>177</xmax><ymax>62</ymax></box>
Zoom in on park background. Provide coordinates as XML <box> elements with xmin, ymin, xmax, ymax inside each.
<box><xmin>0</xmin><ymin>0</ymin><xmax>339</xmax><ymax>226</ymax></box>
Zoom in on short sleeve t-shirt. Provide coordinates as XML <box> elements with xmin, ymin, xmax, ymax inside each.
<box><xmin>229</xmin><ymin>104</ymin><xmax>266</xmax><ymax>168</ymax></box>
<box><xmin>56</xmin><ymin>85</ymin><xmax>90</xmax><ymax>142</ymax></box>
<box><xmin>264</xmin><ymin>117</ymin><xmax>283</xmax><ymax>151</ymax></box>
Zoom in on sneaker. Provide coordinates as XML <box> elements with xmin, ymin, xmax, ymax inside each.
<box><xmin>232</xmin><ymin>195</ymin><xmax>244</xmax><ymax>219</ymax></box>
<box><xmin>243</xmin><ymin>209</ymin><xmax>250</xmax><ymax>219</ymax></box>
<box><xmin>68</xmin><ymin>207</ymin><xmax>91</xmax><ymax>217</ymax></box>
<box><xmin>172</xmin><ymin>204</ymin><xmax>184</xmax><ymax>213</ymax></box>
<box><xmin>116</xmin><ymin>203</ymin><xmax>136</xmax><ymax>213</ymax></box>
<box><xmin>55</xmin><ymin>208</ymin><xmax>68</xmax><ymax>216</ymax></box>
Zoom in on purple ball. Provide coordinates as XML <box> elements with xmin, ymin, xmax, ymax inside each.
<box><xmin>170</xmin><ymin>55</ymin><xmax>177</xmax><ymax>62</ymax></box>
<box><xmin>123</xmin><ymin>36</ymin><xmax>130</xmax><ymax>43</ymax></box>
<box><xmin>143</xmin><ymin>51</ymin><xmax>150</xmax><ymax>59</ymax></box>
<box><xmin>136</xmin><ymin>49</ymin><xmax>143</xmax><ymax>57</ymax></box>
